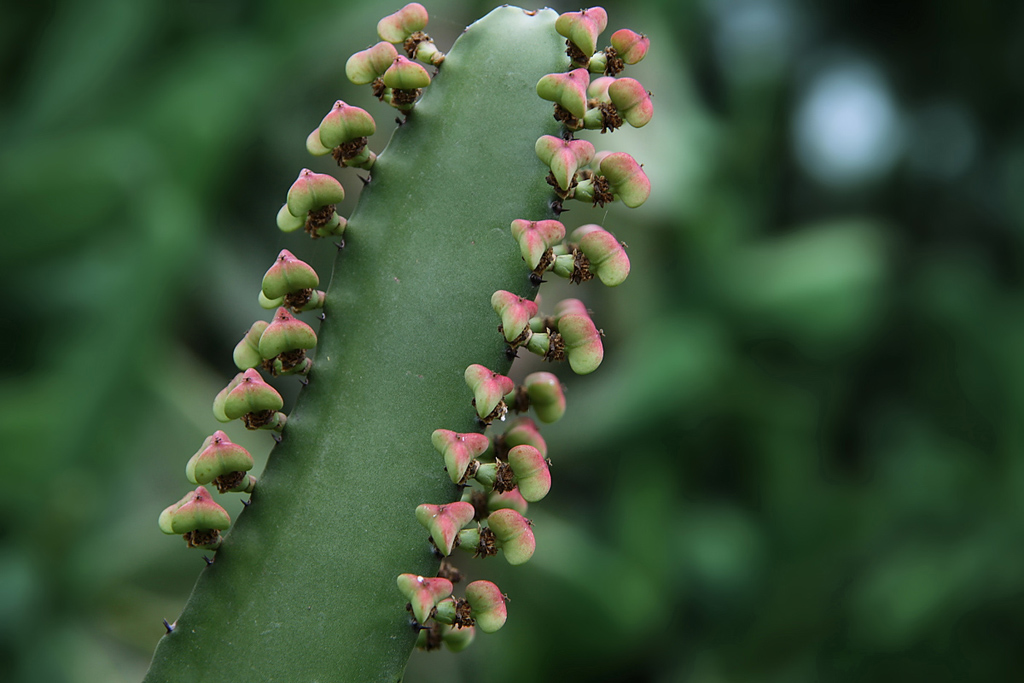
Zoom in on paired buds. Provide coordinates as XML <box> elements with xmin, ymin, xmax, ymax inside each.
<box><xmin>584</xmin><ymin>77</ymin><xmax>653</xmax><ymax>132</ymax></box>
<box><xmin>474</xmin><ymin>445</ymin><xmax>551</xmax><ymax>503</ymax></box>
<box><xmin>549</xmin><ymin>224</ymin><xmax>630</xmax><ymax>287</ymax></box>
<box><xmin>573</xmin><ymin>151</ymin><xmax>651</xmax><ymax>208</ymax></box>
<box><xmin>277</xmin><ymin>169</ymin><xmax>346</xmax><ymax>238</ymax></box>
<box><xmin>536</xmin><ymin>68</ymin><xmax>590</xmax><ymax>126</ymax></box>
<box><xmin>555</xmin><ymin>7</ymin><xmax>608</xmax><ymax>66</ymax></box>
<box><xmin>213</xmin><ymin>369</ymin><xmax>287</xmax><ymax>431</ymax></box>
<box><xmin>506</xmin><ymin>372</ymin><xmax>567</xmax><ymax>424</ymax></box>
<box><xmin>377</xmin><ymin>3</ymin><xmax>445</xmax><ymax>66</ymax></box>
<box><xmin>432</xmin><ymin>580</ymin><xmax>508</xmax><ymax>633</ymax></box>
<box><xmin>510</xmin><ymin>218</ymin><xmax>566</xmax><ymax>280</ymax></box>
<box><xmin>458</xmin><ymin>509</ymin><xmax>536</xmax><ymax>566</ymax></box>
<box><xmin>416</xmin><ymin>502</ymin><xmax>476</xmax><ymax>555</ymax></box>
<box><xmin>535</xmin><ymin>135</ymin><xmax>595</xmax><ymax>196</ymax></box>
<box><xmin>186</xmin><ymin>431</ymin><xmax>256</xmax><ymax>494</ymax></box>
<box><xmin>431</xmin><ymin>429</ymin><xmax>490</xmax><ymax>485</ymax></box>
<box><xmin>159</xmin><ymin>486</ymin><xmax>231</xmax><ymax>549</ymax></box>
<box><xmin>260</xmin><ymin>249</ymin><xmax>325</xmax><ymax>312</ymax></box>
<box><xmin>307</xmin><ymin>101</ymin><xmax>377</xmax><ymax>170</ymax></box>
<box><xmin>233</xmin><ymin>308</ymin><xmax>317</xmax><ymax>376</ymax></box>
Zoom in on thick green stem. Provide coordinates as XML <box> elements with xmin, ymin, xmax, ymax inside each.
<box><xmin>144</xmin><ymin>7</ymin><xmax>564</xmax><ymax>682</ymax></box>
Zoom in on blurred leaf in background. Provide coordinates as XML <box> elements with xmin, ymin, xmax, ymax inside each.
<box><xmin>3</xmin><ymin>0</ymin><xmax>1024</xmax><ymax>682</ymax></box>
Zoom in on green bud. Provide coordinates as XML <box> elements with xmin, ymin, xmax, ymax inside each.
<box><xmin>524</xmin><ymin>372</ymin><xmax>566</xmax><ymax>423</ymax></box>
<box><xmin>286</xmin><ymin>169</ymin><xmax>345</xmax><ymax>217</ymax></box>
<box><xmin>502</xmin><ymin>416</ymin><xmax>548</xmax><ymax>458</ymax></box>
<box><xmin>305</xmin><ymin>127</ymin><xmax>332</xmax><ymax>157</ymax></box>
<box><xmin>233</xmin><ymin>320</ymin><xmax>269</xmax><ymax>371</ymax></box>
<box><xmin>317</xmin><ymin>100</ymin><xmax>376</xmax><ymax>149</ymax></box>
<box><xmin>558</xmin><ymin>313</ymin><xmax>604</xmax><ymax>375</ymax></box>
<box><xmin>213</xmin><ymin>372</ymin><xmax>245</xmax><ymax>423</ymax></box>
<box><xmin>572</xmin><ymin>224</ymin><xmax>630</xmax><ymax>286</ymax></box>
<box><xmin>383</xmin><ymin>55</ymin><xmax>431</xmax><ymax>90</ymax></box>
<box><xmin>258</xmin><ymin>291</ymin><xmax>284</xmax><ymax>310</ymax></box>
<box><xmin>507</xmin><ymin>445</ymin><xmax>550</xmax><ymax>503</ymax></box>
<box><xmin>442</xmin><ymin>624</ymin><xmax>475</xmax><ymax>652</ymax></box>
<box><xmin>276</xmin><ymin>204</ymin><xmax>305</xmax><ymax>233</ymax></box>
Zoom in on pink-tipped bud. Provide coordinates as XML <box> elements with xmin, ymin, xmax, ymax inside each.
<box><xmin>158</xmin><ymin>486</ymin><xmax>231</xmax><ymax>549</ymax></box>
<box><xmin>572</xmin><ymin>224</ymin><xmax>630</xmax><ymax>286</ymax></box>
<box><xmin>535</xmin><ymin>135</ymin><xmax>596</xmax><ymax>192</ymax></box>
<box><xmin>377</xmin><ymin>3</ymin><xmax>429</xmax><ymax>43</ymax></box>
<box><xmin>510</xmin><ymin>219</ymin><xmax>566</xmax><ymax>272</ymax></box>
<box><xmin>383</xmin><ymin>55</ymin><xmax>431</xmax><ymax>90</ymax></box>
<box><xmin>262</xmin><ymin>250</ymin><xmax>319</xmax><ymax>300</ymax></box>
<box><xmin>397</xmin><ymin>573</ymin><xmax>453</xmax><ymax>624</ymax></box>
<box><xmin>465</xmin><ymin>364</ymin><xmax>515</xmax><ymax>425</ymax></box>
<box><xmin>258</xmin><ymin>308</ymin><xmax>317</xmax><ymax>361</ymax></box>
<box><xmin>442</xmin><ymin>624</ymin><xmax>475</xmax><ymax>652</ymax></box>
<box><xmin>507</xmin><ymin>445</ymin><xmax>551</xmax><ymax>503</ymax></box>
<box><xmin>346</xmin><ymin>41</ymin><xmax>399</xmax><ymax>85</ymax></box>
<box><xmin>558</xmin><ymin>313</ymin><xmax>604</xmax><ymax>375</ymax></box>
<box><xmin>465</xmin><ymin>580</ymin><xmax>508</xmax><ymax>633</ymax></box>
<box><xmin>608</xmin><ymin>78</ymin><xmax>653</xmax><ymax>128</ymax></box>
<box><xmin>610</xmin><ymin>28</ymin><xmax>650</xmax><ymax>65</ymax></box>
<box><xmin>317</xmin><ymin>100</ymin><xmax>376</xmax><ymax>149</ymax></box>
<box><xmin>222</xmin><ymin>369</ymin><xmax>286</xmax><ymax>431</ymax></box>
<box><xmin>487</xmin><ymin>509</ymin><xmax>536</xmax><ymax>566</ymax></box>
<box><xmin>523</xmin><ymin>372</ymin><xmax>566</xmax><ymax>423</ymax></box>
<box><xmin>233</xmin><ymin>320</ymin><xmax>269</xmax><ymax>371</ymax></box>
<box><xmin>431</xmin><ymin>429</ymin><xmax>490</xmax><ymax>484</ymax></box>
<box><xmin>555</xmin><ymin>7</ymin><xmax>609</xmax><ymax>58</ymax></box>
<box><xmin>213</xmin><ymin>372</ymin><xmax>246</xmax><ymax>423</ymax></box>
<box><xmin>554</xmin><ymin>298</ymin><xmax>590</xmax><ymax>319</ymax></box>
<box><xmin>416</xmin><ymin>502</ymin><xmax>476</xmax><ymax>556</ymax></box>
<box><xmin>536</xmin><ymin>69</ymin><xmax>590</xmax><ymax>120</ymax></box>
<box><xmin>587</xmin><ymin>76</ymin><xmax>616</xmax><ymax>101</ymax></box>
<box><xmin>491</xmin><ymin>291</ymin><xmax>539</xmax><ymax>344</ymax></box>
<box><xmin>286</xmin><ymin>169</ymin><xmax>345</xmax><ymax>217</ymax></box>
<box><xmin>185</xmin><ymin>431</ymin><xmax>255</xmax><ymax>493</ymax></box>
<box><xmin>599</xmin><ymin>152</ymin><xmax>650</xmax><ymax>208</ymax></box>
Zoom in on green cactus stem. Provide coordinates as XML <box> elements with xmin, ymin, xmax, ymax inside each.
<box><xmin>145</xmin><ymin>7</ymin><xmax>565</xmax><ymax>682</ymax></box>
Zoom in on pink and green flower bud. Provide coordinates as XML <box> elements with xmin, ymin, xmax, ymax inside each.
<box><xmin>377</xmin><ymin>3</ymin><xmax>429</xmax><ymax>43</ymax></box>
<box><xmin>317</xmin><ymin>100</ymin><xmax>376</xmax><ymax>149</ymax></box>
<box><xmin>431</xmin><ymin>429</ymin><xmax>490</xmax><ymax>485</ymax></box>
<box><xmin>587</xmin><ymin>76</ymin><xmax>616</xmax><ymax>101</ymax></box>
<box><xmin>572</xmin><ymin>224</ymin><xmax>630</xmax><ymax>286</ymax></box>
<box><xmin>510</xmin><ymin>219</ymin><xmax>566</xmax><ymax>274</ymax></box>
<box><xmin>383</xmin><ymin>56</ymin><xmax>431</xmax><ymax>90</ymax></box>
<box><xmin>276</xmin><ymin>204</ymin><xmax>305</xmax><ymax>233</ymax></box>
<box><xmin>524</xmin><ymin>371</ymin><xmax>566</xmax><ymax>423</ymax></box>
<box><xmin>345</xmin><ymin>41</ymin><xmax>399</xmax><ymax>85</ymax></box>
<box><xmin>158</xmin><ymin>486</ymin><xmax>231</xmax><ymax>549</ymax></box>
<box><xmin>286</xmin><ymin>169</ymin><xmax>345</xmax><ymax>217</ymax></box>
<box><xmin>465</xmin><ymin>364</ymin><xmax>515</xmax><ymax>425</ymax></box>
<box><xmin>213</xmin><ymin>372</ymin><xmax>246</xmax><ymax>423</ymax></box>
<box><xmin>412</xmin><ymin>40</ymin><xmax>444</xmax><ymax>67</ymax></box>
<box><xmin>442</xmin><ymin>624</ymin><xmax>475</xmax><ymax>652</ymax></box>
<box><xmin>185</xmin><ymin>431</ymin><xmax>256</xmax><ymax>494</ymax></box>
<box><xmin>487</xmin><ymin>509</ymin><xmax>536</xmax><ymax>566</ymax></box>
<box><xmin>536</xmin><ymin>68</ymin><xmax>590</xmax><ymax>121</ymax></box>
<box><xmin>600</xmin><ymin>152</ymin><xmax>651</xmax><ymax>208</ymax></box>
<box><xmin>262</xmin><ymin>250</ymin><xmax>319</xmax><ymax>300</ymax></box>
<box><xmin>416</xmin><ymin>502</ymin><xmax>476</xmax><ymax>556</ymax></box>
<box><xmin>491</xmin><ymin>290</ymin><xmax>539</xmax><ymax>345</ymax></box>
<box><xmin>608</xmin><ymin>78</ymin><xmax>653</xmax><ymax>128</ymax></box>
<box><xmin>465</xmin><ymin>580</ymin><xmax>508</xmax><ymax>633</ymax></box>
<box><xmin>397</xmin><ymin>573</ymin><xmax>453</xmax><ymax>624</ymax></box>
<box><xmin>223</xmin><ymin>368</ymin><xmax>287</xmax><ymax>431</ymax></box>
<box><xmin>502</xmin><ymin>417</ymin><xmax>548</xmax><ymax>458</ymax></box>
<box><xmin>487</xmin><ymin>488</ymin><xmax>529</xmax><ymax>516</ymax></box>
<box><xmin>535</xmin><ymin>135</ymin><xmax>595</xmax><ymax>192</ymax></box>
<box><xmin>555</xmin><ymin>7</ymin><xmax>609</xmax><ymax>60</ymax></box>
<box><xmin>258</xmin><ymin>308</ymin><xmax>317</xmax><ymax>359</ymax></box>
<box><xmin>558</xmin><ymin>313</ymin><xmax>604</xmax><ymax>375</ymax></box>
<box><xmin>233</xmin><ymin>320</ymin><xmax>269</xmax><ymax>371</ymax></box>
<box><xmin>610</xmin><ymin>28</ymin><xmax>650</xmax><ymax>65</ymax></box>
<box><xmin>507</xmin><ymin>444</ymin><xmax>551</xmax><ymax>503</ymax></box>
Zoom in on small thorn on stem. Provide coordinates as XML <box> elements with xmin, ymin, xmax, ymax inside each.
<box><xmin>335</xmin><ymin>239</ymin><xmax>346</xmax><ymax>250</ymax></box>
<box><xmin>358</xmin><ymin>175</ymin><xmax>370</xmax><ymax>186</ymax></box>
<box><xmin>395</xmin><ymin>116</ymin><xmax>404</xmax><ymax>126</ymax></box>
<box><xmin>202</xmin><ymin>555</ymin><xmax>214</xmax><ymax>566</ymax></box>
<box><xmin>319</xmin><ymin>312</ymin><xmax>326</xmax><ymax>321</ymax></box>
<box><xmin>300</xmin><ymin>377</ymin><xmax>309</xmax><ymax>386</ymax></box>
<box><xmin>272</xmin><ymin>434</ymin><xmax>283</xmax><ymax>444</ymax></box>
<box><xmin>529</xmin><ymin>273</ymin><xmax>545</xmax><ymax>286</ymax></box>
<box><xmin>163</xmin><ymin>619</ymin><xmax>175</xmax><ymax>634</ymax></box>
<box><xmin>242</xmin><ymin>498</ymin><xmax>252</xmax><ymax>507</ymax></box>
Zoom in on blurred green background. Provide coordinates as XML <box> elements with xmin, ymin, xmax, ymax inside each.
<box><xmin>4</xmin><ymin>0</ymin><xmax>1024</xmax><ymax>680</ymax></box>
